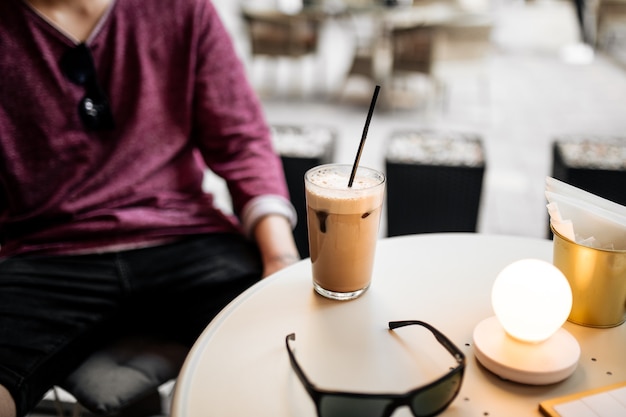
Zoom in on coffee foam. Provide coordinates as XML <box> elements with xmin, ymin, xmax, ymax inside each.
<box><xmin>306</xmin><ymin>169</ymin><xmax>384</xmax><ymax>214</ymax></box>
<box><xmin>307</xmin><ymin>168</ymin><xmax>380</xmax><ymax>190</ymax></box>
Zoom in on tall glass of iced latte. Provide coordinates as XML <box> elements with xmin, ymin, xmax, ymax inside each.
<box><xmin>305</xmin><ymin>164</ymin><xmax>386</xmax><ymax>300</ymax></box>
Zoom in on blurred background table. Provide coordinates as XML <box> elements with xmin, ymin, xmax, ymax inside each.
<box><xmin>171</xmin><ymin>233</ymin><xmax>626</xmax><ymax>417</ymax></box>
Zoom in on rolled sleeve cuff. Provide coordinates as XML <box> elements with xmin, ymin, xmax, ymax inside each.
<box><xmin>241</xmin><ymin>195</ymin><xmax>298</xmax><ymax>238</ymax></box>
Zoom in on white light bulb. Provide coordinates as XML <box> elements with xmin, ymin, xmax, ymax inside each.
<box><xmin>492</xmin><ymin>259</ymin><xmax>572</xmax><ymax>343</ymax></box>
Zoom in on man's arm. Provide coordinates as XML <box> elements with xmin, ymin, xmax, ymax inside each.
<box><xmin>253</xmin><ymin>214</ymin><xmax>300</xmax><ymax>278</ymax></box>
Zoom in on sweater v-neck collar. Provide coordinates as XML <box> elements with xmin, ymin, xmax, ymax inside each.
<box><xmin>21</xmin><ymin>0</ymin><xmax>117</xmax><ymax>45</ymax></box>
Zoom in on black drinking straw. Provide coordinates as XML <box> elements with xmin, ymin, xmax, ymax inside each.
<box><xmin>348</xmin><ymin>85</ymin><xmax>381</xmax><ymax>188</ymax></box>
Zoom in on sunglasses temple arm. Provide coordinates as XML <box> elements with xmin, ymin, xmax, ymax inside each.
<box><xmin>285</xmin><ymin>334</ymin><xmax>320</xmax><ymax>399</ymax></box>
<box><xmin>388</xmin><ymin>321</ymin><xmax>466</xmax><ymax>363</ymax></box>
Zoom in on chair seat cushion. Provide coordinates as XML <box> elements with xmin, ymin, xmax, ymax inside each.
<box><xmin>60</xmin><ymin>337</ymin><xmax>188</xmax><ymax>415</ymax></box>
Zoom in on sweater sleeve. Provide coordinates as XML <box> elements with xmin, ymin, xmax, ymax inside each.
<box><xmin>189</xmin><ymin>1</ymin><xmax>293</xmax><ymax>222</ymax></box>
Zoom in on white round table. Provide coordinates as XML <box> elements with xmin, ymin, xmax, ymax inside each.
<box><xmin>171</xmin><ymin>233</ymin><xmax>626</xmax><ymax>417</ymax></box>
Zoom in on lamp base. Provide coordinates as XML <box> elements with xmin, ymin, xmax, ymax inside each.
<box><xmin>473</xmin><ymin>316</ymin><xmax>580</xmax><ymax>385</ymax></box>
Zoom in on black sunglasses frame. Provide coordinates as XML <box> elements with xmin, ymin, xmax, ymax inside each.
<box><xmin>60</xmin><ymin>43</ymin><xmax>115</xmax><ymax>131</ymax></box>
<box><xmin>286</xmin><ymin>320</ymin><xmax>466</xmax><ymax>417</ymax></box>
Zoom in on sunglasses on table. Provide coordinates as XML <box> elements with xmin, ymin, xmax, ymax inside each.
<box><xmin>286</xmin><ymin>320</ymin><xmax>465</xmax><ymax>417</ymax></box>
<box><xmin>59</xmin><ymin>43</ymin><xmax>115</xmax><ymax>131</ymax></box>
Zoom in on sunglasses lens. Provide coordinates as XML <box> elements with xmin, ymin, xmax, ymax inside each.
<box><xmin>410</xmin><ymin>371</ymin><xmax>462</xmax><ymax>417</ymax></box>
<box><xmin>319</xmin><ymin>395</ymin><xmax>393</xmax><ymax>417</ymax></box>
<box><xmin>61</xmin><ymin>43</ymin><xmax>115</xmax><ymax>131</ymax></box>
<box><xmin>60</xmin><ymin>44</ymin><xmax>95</xmax><ymax>85</ymax></box>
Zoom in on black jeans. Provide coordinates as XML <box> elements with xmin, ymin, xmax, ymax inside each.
<box><xmin>0</xmin><ymin>234</ymin><xmax>262</xmax><ymax>416</ymax></box>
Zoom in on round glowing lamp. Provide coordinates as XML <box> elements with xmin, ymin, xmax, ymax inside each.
<box><xmin>473</xmin><ymin>259</ymin><xmax>580</xmax><ymax>385</ymax></box>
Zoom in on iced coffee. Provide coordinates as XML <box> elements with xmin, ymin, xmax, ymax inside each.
<box><xmin>305</xmin><ymin>164</ymin><xmax>386</xmax><ymax>300</ymax></box>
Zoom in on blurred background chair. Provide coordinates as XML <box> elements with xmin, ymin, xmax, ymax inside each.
<box><xmin>343</xmin><ymin>15</ymin><xmax>439</xmax><ymax>109</ymax></box>
<box><xmin>388</xmin><ymin>23</ymin><xmax>437</xmax><ymax>93</ymax></box>
<box><xmin>431</xmin><ymin>13</ymin><xmax>493</xmax><ymax>111</ymax></box>
<box><xmin>595</xmin><ymin>0</ymin><xmax>626</xmax><ymax>56</ymax></box>
<box><xmin>34</xmin><ymin>337</ymin><xmax>187</xmax><ymax>417</ymax></box>
<box><xmin>344</xmin><ymin>10</ymin><xmax>380</xmax><ymax>80</ymax></box>
<box><xmin>241</xmin><ymin>7</ymin><xmax>324</xmax><ymax>94</ymax></box>
<box><xmin>242</xmin><ymin>8</ymin><xmax>320</xmax><ymax>58</ymax></box>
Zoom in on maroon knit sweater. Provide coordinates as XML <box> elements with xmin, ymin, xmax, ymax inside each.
<box><xmin>0</xmin><ymin>0</ymin><xmax>291</xmax><ymax>257</ymax></box>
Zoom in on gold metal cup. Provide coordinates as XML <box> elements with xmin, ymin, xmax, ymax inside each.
<box><xmin>552</xmin><ymin>226</ymin><xmax>626</xmax><ymax>328</ymax></box>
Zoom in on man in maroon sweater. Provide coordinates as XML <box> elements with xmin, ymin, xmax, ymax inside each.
<box><xmin>0</xmin><ymin>0</ymin><xmax>300</xmax><ymax>415</ymax></box>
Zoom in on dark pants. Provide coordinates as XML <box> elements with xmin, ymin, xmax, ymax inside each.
<box><xmin>0</xmin><ymin>234</ymin><xmax>262</xmax><ymax>416</ymax></box>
